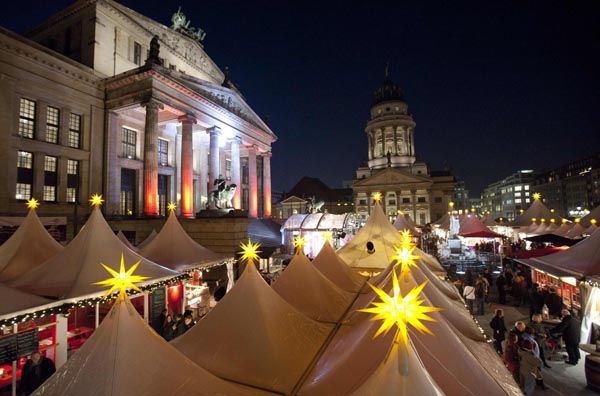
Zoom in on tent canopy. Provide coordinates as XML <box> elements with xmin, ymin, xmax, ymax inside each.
<box><xmin>312</xmin><ymin>241</ymin><xmax>366</xmax><ymax>293</ymax></box>
<box><xmin>0</xmin><ymin>283</ymin><xmax>51</xmax><ymax>316</ymax></box>
<box><xmin>458</xmin><ymin>214</ymin><xmax>503</xmax><ymax>238</ymax></box>
<box><xmin>509</xmin><ymin>198</ymin><xmax>564</xmax><ymax>227</ymax></box>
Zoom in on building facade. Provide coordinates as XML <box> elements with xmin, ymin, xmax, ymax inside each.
<box><xmin>352</xmin><ymin>71</ymin><xmax>455</xmax><ymax>225</ymax></box>
<box><xmin>0</xmin><ymin>0</ymin><xmax>276</xmax><ymax>222</ymax></box>
<box><xmin>479</xmin><ymin>170</ymin><xmax>535</xmax><ymax>221</ymax></box>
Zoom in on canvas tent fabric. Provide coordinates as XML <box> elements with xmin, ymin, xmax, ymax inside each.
<box><xmin>116</xmin><ymin>230</ymin><xmax>136</xmax><ymax>251</ymax></box>
<box><xmin>0</xmin><ymin>208</ymin><xmax>63</xmax><ymax>283</ymax></box>
<box><xmin>171</xmin><ymin>262</ymin><xmax>333</xmax><ymax>395</ymax></box>
<box><xmin>552</xmin><ymin>222</ymin><xmax>572</xmax><ymax>237</ymax></box>
<box><xmin>393</xmin><ymin>212</ymin><xmax>421</xmax><ymax>236</ymax></box>
<box><xmin>33</xmin><ymin>294</ymin><xmax>254</xmax><ymax>396</ymax></box>
<box><xmin>480</xmin><ymin>216</ymin><xmax>499</xmax><ymax>227</ymax></box>
<box><xmin>337</xmin><ymin>201</ymin><xmax>402</xmax><ymax>270</ymax></box>
<box><xmin>312</xmin><ymin>241</ymin><xmax>366</xmax><ymax>293</ymax></box>
<box><xmin>509</xmin><ymin>198</ymin><xmax>564</xmax><ymax>227</ymax></box>
<box><xmin>581</xmin><ymin>205</ymin><xmax>600</xmax><ymax>227</ymax></box>
<box><xmin>432</xmin><ymin>213</ymin><xmax>450</xmax><ymax>230</ymax></box>
<box><xmin>136</xmin><ymin>229</ymin><xmax>157</xmax><ymax>250</ymax></box>
<box><xmin>11</xmin><ymin>207</ymin><xmax>177</xmax><ymax>299</ymax></box>
<box><xmin>138</xmin><ymin>211</ymin><xmax>230</xmax><ymax>271</ymax></box>
<box><xmin>0</xmin><ymin>283</ymin><xmax>51</xmax><ymax>316</ymax></box>
<box><xmin>586</xmin><ymin>224</ymin><xmax>598</xmax><ymax>235</ymax></box>
<box><xmin>271</xmin><ymin>251</ymin><xmax>356</xmax><ymax>323</ymax></box>
<box><xmin>567</xmin><ymin>223</ymin><xmax>587</xmax><ymax>239</ymax></box>
<box><xmin>458</xmin><ymin>215</ymin><xmax>503</xmax><ymax>238</ymax></box>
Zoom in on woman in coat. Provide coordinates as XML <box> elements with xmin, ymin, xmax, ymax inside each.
<box><xmin>490</xmin><ymin>309</ymin><xmax>507</xmax><ymax>353</ymax></box>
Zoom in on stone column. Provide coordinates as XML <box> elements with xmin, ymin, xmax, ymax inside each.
<box><xmin>179</xmin><ymin>114</ymin><xmax>196</xmax><ymax>218</ymax></box>
<box><xmin>207</xmin><ymin>126</ymin><xmax>221</xmax><ymax>205</ymax></box>
<box><xmin>104</xmin><ymin>111</ymin><xmax>120</xmax><ymax>215</ymax></box>
<box><xmin>411</xmin><ymin>189</ymin><xmax>417</xmax><ymax>222</ymax></box>
<box><xmin>230</xmin><ymin>136</ymin><xmax>242</xmax><ymax>209</ymax></box>
<box><xmin>262</xmin><ymin>151</ymin><xmax>272</xmax><ymax>217</ymax></box>
<box><xmin>142</xmin><ymin>99</ymin><xmax>163</xmax><ymax>216</ymax></box>
<box><xmin>248</xmin><ymin>145</ymin><xmax>258</xmax><ymax>218</ymax></box>
<box><xmin>199</xmin><ymin>138</ymin><xmax>209</xmax><ymax>209</ymax></box>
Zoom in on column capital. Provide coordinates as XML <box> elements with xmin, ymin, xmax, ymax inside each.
<box><xmin>232</xmin><ymin>135</ymin><xmax>242</xmax><ymax>145</ymax></box>
<box><xmin>207</xmin><ymin>126</ymin><xmax>221</xmax><ymax>135</ymax></box>
<box><xmin>261</xmin><ymin>150</ymin><xmax>272</xmax><ymax>158</ymax></box>
<box><xmin>141</xmin><ymin>98</ymin><xmax>164</xmax><ymax>111</ymax></box>
<box><xmin>178</xmin><ymin>114</ymin><xmax>197</xmax><ymax>125</ymax></box>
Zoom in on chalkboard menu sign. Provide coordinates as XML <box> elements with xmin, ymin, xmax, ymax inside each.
<box><xmin>151</xmin><ymin>288</ymin><xmax>166</xmax><ymax>322</ymax></box>
<box><xmin>17</xmin><ymin>329</ymin><xmax>39</xmax><ymax>358</ymax></box>
<box><xmin>0</xmin><ymin>334</ymin><xmax>17</xmax><ymax>365</ymax></box>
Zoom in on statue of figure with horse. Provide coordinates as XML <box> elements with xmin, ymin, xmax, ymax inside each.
<box><xmin>210</xmin><ymin>174</ymin><xmax>236</xmax><ymax>209</ymax></box>
<box><xmin>307</xmin><ymin>196</ymin><xmax>325</xmax><ymax>214</ymax></box>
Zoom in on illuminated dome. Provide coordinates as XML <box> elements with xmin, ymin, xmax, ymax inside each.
<box><xmin>372</xmin><ymin>73</ymin><xmax>405</xmax><ymax>105</ymax></box>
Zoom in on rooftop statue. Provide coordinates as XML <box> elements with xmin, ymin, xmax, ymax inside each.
<box><xmin>145</xmin><ymin>35</ymin><xmax>163</xmax><ymax>66</ymax></box>
<box><xmin>171</xmin><ymin>7</ymin><xmax>207</xmax><ymax>42</ymax></box>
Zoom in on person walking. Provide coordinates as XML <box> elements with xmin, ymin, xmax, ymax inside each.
<box><xmin>496</xmin><ymin>271</ymin><xmax>507</xmax><ymax>304</ymax></box>
<box><xmin>490</xmin><ymin>309</ymin><xmax>507</xmax><ymax>354</ymax></box>
<box><xmin>519</xmin><ymin>340</ymin><xmax>543</xmax><ymax>396</ymax></box>
<box><xmin>551</xmin><ymin>309</ymin><xmax>581</xmax><ymax>365</ymax></box>
<box><xmin>528</xmin><ymin>314</ymin><xmax>552</xmax><ymax>368</ymax></box>
<box><xmin>19</xmin><ymin>351</ymin><xmax>56</xmax><ymax>395</ymax></box>
<box><xmin>463</xmin><ymin>280</ymin><xmax>476</xmax><ymax>314</ymax></box>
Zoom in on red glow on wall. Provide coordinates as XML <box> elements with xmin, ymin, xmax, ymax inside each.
<box><xmin>145</xmin><ymin>191</ymin><xmax>158</xmax><ymax>216</ymax></box>
<box><xmin>181</xmin><ymin>183</ymin><xmax>193</xmax><ymax>218</ymax></box>
<box><xmin>168</xmin><ymin>283</ymin><xmax>182</xmax><ymax>303</ymax></box>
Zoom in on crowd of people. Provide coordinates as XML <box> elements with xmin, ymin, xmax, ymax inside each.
<box><xmin>151</xmin><ymin>309</ymin><xmax>196</xmax><ymax>341</ymax></box>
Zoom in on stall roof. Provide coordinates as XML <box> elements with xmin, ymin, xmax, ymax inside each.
<box><xmin>581</xmin><ymin>204</ymin><xmax>600</xmax><ymax>227</ymax></box>
<box><xmin>116</xmin><ymin>230</ymin><xmax>136</xmax><ymax>251</ymax></box>
<box><xmin>508</xmin><ymin>198</ymin><xmax>564</xmax><ymax>227</ymax></box>
<box><xmin>312</xmin><ymin>241</ymin><xmax>366</xmax><ymax>293</ymax></box>
<box><xmin>0</xmin><ymin>283</ymin><xmax>51</xmax><ymax>316</ymax></box>
<box><xmin>393</xmin><ymin>211</ymin><xmax>421</xmax><ymax>235</ymax></box>
<box><xmin>459</xmin><ymin>214</ymin><xmax>503</xmax><ymax>238</ymax></box>
<box><xmin>281</xmin><ymin>213</ymin><xmax>355</xmax><ymax>231</ymax></box>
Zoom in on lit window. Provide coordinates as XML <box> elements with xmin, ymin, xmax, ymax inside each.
<box><xmin>524</xmin><ymin>185</ymin><xmax>530</xmax><ymax>190</ymax></box>
<box><xmin>515</xmin><ymin>186</ymin><xmax>522</xmax><ymax>191</ymax></box>
<box><xmin>67</xmin><ymin>159</ymin><xmax>78</xmax><ymax>175</ymax></box>
<box><xmin>43</xmin><ymin>185</ymin><xmax>56</xmax><ymax>202</ymax></box>
<box><xmin>417</xmin><ymin>197</ymin><xmax>426</xmax><ymax>203</ymax></box>
<box><xmin>122</xmin><ymin>128</ymin><xmax>136</xmax><ymax>159</ymax></box>
<box><xmin>46</xmin><ymin>106</ymin><xmax>60</xmax><ymax>143</ymax></box>
<box><xmin>19</xmin><ymin>98</ymin><xmax>36</xmax><ymax>138</ymax></box>
<box><xmin>44</xmin><ymin>156</ymin><xmax>57</xmax><ymax>172</ymax></box>
<box><xmin>67</xmin><ymin>187</ymin><xmax>77</xmax><ymax>203</ymax></box>
<box><xmin>158</xmin><ymin>138</ymin><xmax>168</xmax><ymax>166</ymax></box>
<box><xmin>515</xmin><ymin>198</ymin><xmax>522</xmax><ymax>203</ymax></box>
<box><xmin>133</xmin><ymin>42</ymin><xmax>142</xmax><ymax>66</ymax></box>
<box><xmin>68</xmin><ymin>113</ymin><xmax>81</xmax><ymax>148</ymax></box>
<box><xmin>15</xmin><ymin>183</ymin><xmax>31</xmax><ymax>200</ymax></box>
<box><xmin>526</xmin><ymin>199</ymin><xmax>530</xmax><ymax>203</ymax></box>
<box><xmin>515</xmin><ymin>192</ymin><xmax>521</xmax><ymax>197</ymax></box>
<box><xmin>17</xmin><ymin>151</ymin><xmax>33</xmax><ymax>169</ymax></box>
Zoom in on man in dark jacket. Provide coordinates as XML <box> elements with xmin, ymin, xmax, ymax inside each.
<box><xmin>551</xmin><ymin>309</ymin><xmax>581</xmax><ymax>365</ymax></box>
<box><xmin>19</xmin><ymin>350</ymin><xmax>56</xmax><ymax>395</ymax></box>
<box><xmin>528</xmin><ymin>283</ymin><xmax>545</xmax><ymax>319</ymax></box>
<box><xmin>544</xmin><ymin>287</ymin><xmax>563</xmax><ymax>317</ymax></box>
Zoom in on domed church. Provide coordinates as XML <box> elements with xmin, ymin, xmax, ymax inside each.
<box><xmin>352</xmin><ymin>67</ymin><xmax>455</xmax><ymax>225</ymax></box>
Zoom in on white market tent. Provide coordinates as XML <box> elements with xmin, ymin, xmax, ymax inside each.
<box><xmin>34</xmin><ymin>293</ymin><xmax>255</xmax><ymax>396</ymax></box>
<box><xmin>116</xmin><ymin>230</ymin><xmax>136</xmax><ymax>251</ymax></box>
<box><xmin>581</xmin><ymin>205</ymin><xmax>600</xmax><ymax>227</ymax></box>
<box><xmin>393</xmin><ymin>211</ymin><xmax>421</xmax><ymax>236</ymax></box>
<box><xmin>553</xmin><ymin>221</ymin><xmax>572</xmax><ymax>237</ymax></box>
<box><xmin>171</xmin><ymin>262</ymin><xmax>333</xmax><ymax>395</ymax></box>
<box><xmin>0</xmin><ymin>207</ymin><xmax>63</xmax><ymax>283</ymax></box>
<box><xmin>11</xmin><ymin>206</ymin><xmax>177</xmax><ymax>299</ymax></box>
<box><xmin>458</xmin><ymin>214</ymin><xmax>503</xmax><ymax>238</ymax></box>
<box><xmin>509</xmin><ymin>197</ymin><xmax>564</xmax><ymax>227</ymax></box>
<box><xmin>337</xmin><ymin>201</ymin><xmax>402</xmax><ymax>270</ymax></box>
<box><xmin>312</xmin><ymin>240</ymin><xmax>366</xmax><ymax>293</ymax></box>
<box><xmin>138</xmin><ymin>210</ymin><xmax>230</xmax><ymax>271</ymax></box>
<box><xmin>567</xmin><ymin>222</ymin><xmax>587</xmax><ymax>239</ymax></box>
<box><xmin>586</xmin><ymin>223</ymin><xmax>598</xmax><ymax>235</ymax></box>
<box><xmin>136</xmin><ymin>229</ymin><xmax>157</xmax><ymax>250</ymax></box>
<box><xmin>0</xmin><ymin>283</ymin><xmax>51</xmax><ymax>316</ymax></box>
<box><xmin>271</xmin><ymin>251</ymin><xmax>356</xmax><ymax>323</ymax></box>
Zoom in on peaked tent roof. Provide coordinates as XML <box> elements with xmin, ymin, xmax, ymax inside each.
<box><xmin>480</xmin><ymin>215</ymin><xmax>499</xmax><ymax>227</ymax></box>
<box><xmin>566</xmin><ymin>223</ymin><xmax>586</xmax><ymax>239</ymax></box>
<box><xmin>581</xmin><ymin>205</ymin><xmax>600</xmax><ymax>227</ymax></box>
<box><xmin>136</xmin><ymin>229</ymin><xmax>157</xmax><ymax>250</ymax></box>
<box><xmin>171</xmin><ymin>262</ymin><xmax>333</xmax><ymax>394</ymax></box>
<box><xmin>552</xmin><ymin>222</ymin><xmax>572</xmax><ymax>237</ymax></box>
<box><xmin>508</xmin><ymin>198</ymin><xmax>564</xmax><ymax>227</ymax></box>
<box><xmin>586</xmin><ymin>224</ymin><xmax>598</xmax><ymax>235</ymax></box>
<box><xmin>11</xmin><ymin>207</ymin><xmax>177</xmax><ymax>299</ymax></box>
<box><xmin>0</xmin><ymin>283</ymin><xmax>51</xmax><ymax>316</ymax></box>
<box><xmin>138</xmin><ymin>211</ymin><xmax>230</xmax><ymax>271</ymax></box>
<box><xmin>521</xmin><ymin>227</ymin><xmax>600</xmax><ymax>278</ymax></box>
<box><xmin>34</xmin><ymin>294</ymin><xmax>254</xmax><ymax>396</ymax></box>
<box><xmin>271</xmin><ymin>252</ymin><xmax>356</xmax><ymax>323</ymax></box>
<box><xmin>432</xmin><ymin>212</ymin><xmax>450</xmax><ymax>229</ymax></box>
<box><xmin>312</xmin><ymin>241</ymin><xmax>366</xmax><ymax>293</ymax></box>
<box><xmin>0</xmin><ymin>208</ymin><xmax>63</xmax><ymax>283</ymax></box>
<box><xmin>393</xmin><ymin>212</ymin><xmax>421</xmax><ymax>235</ymax></box>
<box><xmin>116</xmin><ymin>230</ymin><xmax>136</xmax><ymax>251</ymax></box>
<box><xmin>337</xmin><ymin>201</ymin><xmax>402</xmax><ymax>270</ymax></box>
<box><xmin>458</xmin><ymin>215</ymin><xmax>503</xmax><ymax>238</ymax></box>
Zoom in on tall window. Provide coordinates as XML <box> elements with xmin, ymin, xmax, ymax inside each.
<box><xmin>67</xmin><ymin>159</ymin><xmax>79</xmax><ymax>203</ymax></box>
<box><xmin>16</xmin><ymin>151</ymin><xmax>33</xmax><ymax>200</ymax></box>
<box><xmin>122</xmin><ymin>128</ymin><xmax>137</xmax><ymax>159</ymax></box>
<box><xmin>158</xmin><ymin>138</ymin><xmax>168</xmax><ymax>166</ymax></box>
<box><xmin>158</xmin><ymin>174</ymin><xmax>168</xmax><ymax>216</ymax></box>
<box><xmin>46</xmin><ymin>106</ymin><xmax>60</xmax><ymax>143</ymax></box>
<box><xmin>120</xmin><ymin>168</ymin><xmax>136</xmax><ymax>215</ymax></box>
<box><xmin>44</xmin><ymin>155</ymin><xmax>58</xmax><ymax>202</ymax></box>
<box><xmin>19</xmin><ymin>98</ymin><xmax>36</xmax><ymax>138</ymax></box>
<box><xmin>225</xmin><ymin>159</ymin><xmax>232</xmax><ymax>180</ymax></box>
<box><xmin>68</xmin><ymin>113</ymin><xmax>81</xmax><ymax>148</ymax></box>
<box><xmin>133</xmin><ymin>41</ymin><xmax>142</xmax><ymax>66</ymax></box>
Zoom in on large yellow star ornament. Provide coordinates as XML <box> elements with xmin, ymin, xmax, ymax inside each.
<box><xmin>89</xmin><ymin>194</ymin><xmax>104</xmax><ymax>207</ymax></box>
<box><xmin>322</xmin><ymin>231</ymin><xmax>333</xmax><ymax>242</ymax></box>
<box><xmin>532</xmin><ymin>192</ymin><xmax>541</xmax><ymax>200</ymax></box>
<box><xmin>239</xmin><ymin>240</ymin><xmax>261</xmax><ymax>264</ymax></box>
<box><xmin>372</xmin><ymin>192</ymin><xmax>382</xmax><ymax>202</ymax></box>
<box><xmin>167</xmin><ymin>202</ymin><xmax>177</xmax><ymax>212</ymax></box>
<box><xmin>94</xmin><ymin>254</ymin><xmax>150</xmax><ymax>298</ymax></box>
<box><xmin>392</xmin><ymin>244</ymin><xmax>419</xmax><ymax>275</ymax></box>
<box><xmin>293</xmin><ymin>235</ymin><xmax>306</xmax><ymax>252</ymax></box>
<box><xmin>26</xmin><ymin>198</ymin><xmax>40</xmax><ymax>210</ymax></box>
<box><xmin>360</xmin><ymin>270</ymin><xmax>442</xmax><ymax>350</ymax></box>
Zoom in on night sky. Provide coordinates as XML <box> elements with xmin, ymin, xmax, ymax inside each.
<box><xmin>2</xmin><ymin>1</ymin><xmax>599</xmax><ymax>196</ymax></box>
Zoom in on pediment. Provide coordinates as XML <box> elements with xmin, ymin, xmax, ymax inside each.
<box><xmin>280</xmin><ymin>196</ymin><xmax>308</xmax><ymax>204</ymax></box>
<box><xmin>353</xmin><ymin>167</ymin><xmax>432</xmax><ymax>188</ymax></box>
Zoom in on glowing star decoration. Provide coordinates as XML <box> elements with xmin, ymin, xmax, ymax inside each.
<box><xmin>399</xmin><ymin>230</ymin><xmax>414</xmax><ymax>249</ymax></box>
<box><xmin>592</xmin><ymin>219</ymin><xmax>597</xmax><ymax>225</ymax></box>
<box><xmin>575</xmin><ymin>218</ymin><xmax>581</xmax><ymax>223</ymax></box>
<box><xmin>26</xmin><ymin>198</ymin><xmax>40</xmax><ymax>210</ymax></box>
<box><xmin>359</xmin><ymin>270</ymin><xmax>442</xmax><ymax>350</ymax></box>
<box><xmin>448</xmin><ymin>201</ymin><xmax>455</xmax><ymax>208</ymax></box>
<box><xmin>89</xmin><ymin>194</ymin><xmax>104</xmax><ymax>207</ymax></box>
<box><xmin>372</xmin><ymin>192</ymin><xmax>382</xmax><ymax>203</ymax></box>
<box><xmin>393</xmin><ymin>244</ymin><xmax>419</xmax><ymax>275</ymax></box>
<box><xmin>562</xmin><ymin>219</ymin><xmax>568</xmax><ymax>224</ymax></box>
<box><xmin>93</xmin><ymin>254</ymin><xmax>149</xmax><ymax>298</ymax></box>
<box><xmin>532</xmin><ymin>192</ymin><xmax>541</xmax><ymax>200</ymax></box>
<box><xmin>322</xmin><ymin>231</ymin><xmax>333</xmax><ymax>242</ymax></box>
<box><xmin>239</xmin><ymin>240</ymin><xmax>261</xmax><ymax>264</ymax></box>
<box><xmin>167</xmin><ymin>202</ymin><xmax>177</xmax><ymax>212</ymax></box>
<box><xmin>550</xmin><ymin>219</ymin><xmax>555</xmax><ymax>223</ymax></box>
<box><xmin>293</xmin><ymin>235</ymin><xmax>307</xmax><ymax>254</ymax></box>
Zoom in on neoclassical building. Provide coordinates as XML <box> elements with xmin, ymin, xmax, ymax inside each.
<box><xmin>0</xmin><ymin>0</ymin><xmax>276</xmax><ymax>221</ymax></box>
<box><xmin>353</xmin><ymin>71</ymin><xmax>455</xmax><ymax>224</ymax></box>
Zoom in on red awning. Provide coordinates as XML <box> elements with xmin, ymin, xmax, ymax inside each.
<box><xmin>510</xmin><ymin>246</ymin><xmax>568</xmax><ymax>259</ymax></box>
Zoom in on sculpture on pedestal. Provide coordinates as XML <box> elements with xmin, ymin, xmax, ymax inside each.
<box><xmin>210</xmin><ymin>175</ymin><xmax>236</xmax><ymax>209</ymax></box>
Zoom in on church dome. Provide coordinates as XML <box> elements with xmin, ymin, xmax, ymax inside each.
<box><xmin>372</xmin><ymin>74</ymin><xmax>404</xmax><ymax>105</ymax></box>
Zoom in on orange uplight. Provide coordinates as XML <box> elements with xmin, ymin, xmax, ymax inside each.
<box><xmin>181</xmin><ymin>183</ymin><xmax>193</xmax><ymax>218</ymax></box>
